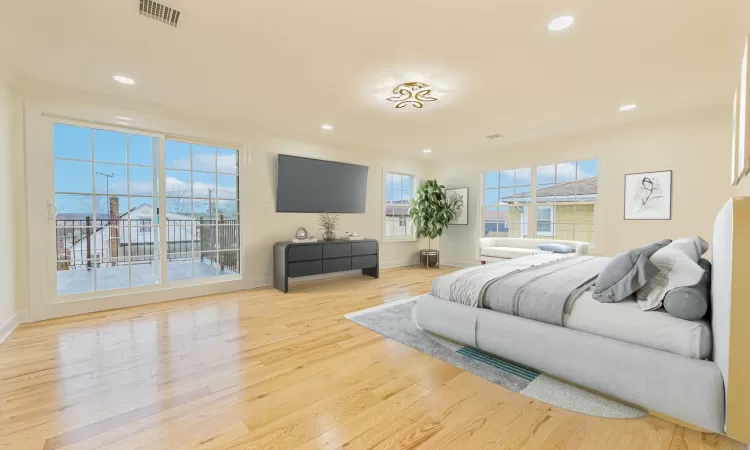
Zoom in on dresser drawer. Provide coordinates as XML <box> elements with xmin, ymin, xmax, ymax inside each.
<box><xmin>323</xmin><ymin>257</ymin><xmax>351</xmax><ymax>273</ymax></box>
<box><xmin>351</xmin><ymin>241</ymin><xmax>377</xmax><ymax>256</ymax></box>
<box><xmin>288</xmin><ymin>245</ymin><xmax>322</xmax><ymax>262</ymax></box>
<box><xmin>323</xmin><ymin>243</ymin><xmax>351</xmax><ymax>259</ymax></box>
<box><xmin>351</xmin><ymin>255</ymin><xmax>377</xmax><ymax>270</ymax></box>
<box><xmin>288</xmin><ymin>260</ymin><xmax>322</xmax><ymax>277</ymax></box>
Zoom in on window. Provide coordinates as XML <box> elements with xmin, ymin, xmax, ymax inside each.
<box><xmin>536</xmin><ymin>206</ymin><xmax>554</xmax><ymax>236</ymax></box>
<box><xmin>384</xmin><ymin>172</ymin><xmax>415</xmax><ymax>239</ymax></box>
<box><xmin>483</xmin><ymin>168</ymin><xmax>531</xmax><ymax>238</ymax></box>
<box><xmin>535</xmin><ymin>159</ymin><xmax>598</xmax><ymax>243</ymax></box>
<box><xmin>53</xmin><ymin>122</ymin><xmax>241</xmax><ymax>298</ymax></box>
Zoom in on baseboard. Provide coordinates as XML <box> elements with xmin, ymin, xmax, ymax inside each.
<box><xmin>0</xmin><ymin>309</ymin><xmax>28</xmax><ymax>345</ymax></box>
<box><xmin>380</xmin><ymin>260</ymin><xmax>419</xmax><ymax>269</ymax></box>
<box><xmin>441</xmin><ymin>260</ymin><xmax>478</xmax><ymax>269</ymax></box>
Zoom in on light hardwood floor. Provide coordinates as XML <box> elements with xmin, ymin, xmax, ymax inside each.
<box><xmin>0</xmin><ymin>266</ymin><xmax>743</xmax><ymax>449</ymax></box>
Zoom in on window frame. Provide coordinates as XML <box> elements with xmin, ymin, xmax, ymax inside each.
<box><xmin>46</xmin><ymin>118</ymin><xmax>243</xmax><ymax>302</ymax></box>
<box><xmin>383</xmin><ymin>170</ymin><xmax>417</xmax><ymax>242</ymax></box>
<box><xmin>481</xmin><ymin>159</ymin><xmax>598</xmax><ymax>247</ymax></box>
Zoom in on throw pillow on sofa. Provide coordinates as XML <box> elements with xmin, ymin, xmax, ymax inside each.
<box><xmin>663</xmin><ymin>258</ymin><xmax>711</xmax><ymax>320</ymax></box>
<box><xmin>537</xmin><ymin>244</ymin><xmax>575</xmax><ymax>254</ymax></box>
<box><xmin>592</xmin><ymin>248</ymin><xmax>659</xmax><ymax>303</ymax></box>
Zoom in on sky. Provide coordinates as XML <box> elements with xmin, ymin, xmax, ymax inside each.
<box><xmin>385</xmin><ymin>173</ymin><xmax>413</xmax><ymax>203</ymax></box>
<box><xmin>53</xmin><ymin>124</ymin><xmax>239</xmax><ymax>220</ymax></box>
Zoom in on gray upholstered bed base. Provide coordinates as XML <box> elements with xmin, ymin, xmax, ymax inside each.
<box><xmin>414</xmin><ymin>294</ymin><xmax>725</xmax><ymax>433</ymax></box>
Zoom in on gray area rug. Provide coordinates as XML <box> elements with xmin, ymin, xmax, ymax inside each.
<box><xmin>346</xmin><ymin>297</ymin><xmax>645</xmax><ymax>419</ymax></box>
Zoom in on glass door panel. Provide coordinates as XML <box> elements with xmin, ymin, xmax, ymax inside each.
<box><xmin>165</xmin><ymin>140</ymin><xmax>241</xmax><ymax>281</ymax></box>
<box><xmin>53</xmin><ymin>123</ymin><xmax>161</xmax><ymax>296</ymax></box>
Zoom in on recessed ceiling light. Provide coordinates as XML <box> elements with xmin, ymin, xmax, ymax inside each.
<box><xmin>548</xmin><ymin>15</ymin><xmax>575</xmax><ymax>31</ymax></box>
<box><xmin>115</xmin><ymin>116</ymin><xmax>132</xmax><ymax>121</ymax></box>
<box><xmin>116</xmin><ymin>121</ymin><xmax>132</xmax><ymax>126</ymax></box>
<box><xmin>321</xmin><ymin>124</ymin><xmax>333</xmax><ymax>130</ymax></box>
<box><xmin>423</xmin><ymin>149</ymin><xmax>432</xmax><ymax>153</ymax></box>
<box><xmin>619</xmin><ymin>104</ymin><xmax>637</xmax><ymax>111</ymax></box>
<box><xmin>113</xmin><ymin>75</ymin><xmax>135</xmax><ymax>85</ymax></box>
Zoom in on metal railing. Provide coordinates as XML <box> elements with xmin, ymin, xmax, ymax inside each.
<box><xmin>55</xmin><ymin>217</ymin><xmax>240</xmax><ymax>273</ymax></box>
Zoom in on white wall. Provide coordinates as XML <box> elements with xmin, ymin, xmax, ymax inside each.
<box><xmin>429</xmin><ymin>107</ymin><xmax>734</xmax><ymax>266</ymax></box>
<box><xmin>12</xmin><ymin>79</ymin><xmax>427</xmax><ymax>319</ymax></box>
<box><xmin>0</xmin><ymin>75</ymin><xmax>25</xmax><ymax>334</ymax></box>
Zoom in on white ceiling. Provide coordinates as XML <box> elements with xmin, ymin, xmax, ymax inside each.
<box><xmin>0</xmin><ymin>0</ymin><xmax>747</xmax><ymax>157</ymax></box>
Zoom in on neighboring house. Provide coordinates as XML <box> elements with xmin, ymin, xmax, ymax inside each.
<box><xmin>483</xmin><ymin>208</ymin><xmax>510</xmax><ymax>237</ymax></box>
<box><xmin>385</xmin><ymin>199</ymin><xmax>413</xmax><ymax>237</ymax></box>
<box><xmin>499</xmin><ymin>177</ymin><xmax>597</xmax><ymax>242</ymax></box>
<box><xmin>68</xmin><ymin>204</ymin><xmax>198</xmax><ymax>268</ymax></box>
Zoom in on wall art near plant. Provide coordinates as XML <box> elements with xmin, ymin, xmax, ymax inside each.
<box><xmin>446</xmin><ymin>187</ymin><xmax>469</xmax><ymax>225</ymax></box>
<box><xmin>624</xmin><ymin>170</ymin><xmax>672</xmax><ymax>220</ymax></box>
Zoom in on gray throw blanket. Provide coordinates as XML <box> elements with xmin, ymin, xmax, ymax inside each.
<box><xmin>432</xmin><ymin>255</ymin><xmax>608</xmax><ymax>326</ymax></box>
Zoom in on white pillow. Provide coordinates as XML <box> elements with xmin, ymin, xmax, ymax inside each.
<box><xmin>665</xmin><ymin>237</ymin><xmax>708</xmax><ymax>262</ymax></box>
<box><xmin>636</xmin><ymin>239</ymin><xmax>707</xmax><ymax>311</ymax></box>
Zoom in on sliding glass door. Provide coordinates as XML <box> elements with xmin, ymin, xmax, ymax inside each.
<box><xmin>163</xmin><ymin>138</ymin><xmax>240</xmax><ymax>283</ymax></box>
<box><xmin>51</xmin><ymin>122</ymin><xmax>240</xmax><ymax>299</ymax></box>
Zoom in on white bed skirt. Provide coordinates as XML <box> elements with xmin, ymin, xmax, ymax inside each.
<box><xmin>414</xmin><ymin>294</ymin><xmax>725</xmax><ymax>433</ymax></box>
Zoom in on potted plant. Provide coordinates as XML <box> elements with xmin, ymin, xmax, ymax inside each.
<box><xmin>318</xmin><ymin>212</ymin><xmax>339</xmax><ymax>241</ymax></box>
<box><xmin>409</xmin><ymin>179</ymin><xmax>459</xmax><ymax>268</ymax></box>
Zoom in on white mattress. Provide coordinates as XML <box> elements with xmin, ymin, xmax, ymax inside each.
<box><xmin>564</xmin><ymin>291</ymin><xmax>712</xmax><ymax>359</ymax></box>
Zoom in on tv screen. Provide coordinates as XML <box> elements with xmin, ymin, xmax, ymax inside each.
<box><xmin>276</xmin><ymin>155</ymin><xmax>369</xmax><ymax>213</ymax></box>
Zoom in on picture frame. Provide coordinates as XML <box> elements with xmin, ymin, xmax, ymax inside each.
<box><xmin>446</xmin><ymin>187</ymin><xmax>469</xmax><ymax>225</ymax></box>
<box><xmin>624</xmin><ymin>170</ymin><xmax>672</xmax><ymax>220</ymax></box>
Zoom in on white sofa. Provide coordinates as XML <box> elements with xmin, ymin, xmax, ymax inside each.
<box><xmin>477</xmin><ymin>237</ymin><xmax>589</xmax><ymax>263</ymax></box>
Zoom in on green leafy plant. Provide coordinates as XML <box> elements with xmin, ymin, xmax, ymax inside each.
<box><xmin>408</xmin><ymin>179</ymin><xmax>459</xmax><ymax>250</ymax></box>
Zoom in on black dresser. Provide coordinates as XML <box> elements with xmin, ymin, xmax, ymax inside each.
<box><xmin>272</xmin><ymin>239</ymin><xmax>379</xmax><ymax>293</ymax></box>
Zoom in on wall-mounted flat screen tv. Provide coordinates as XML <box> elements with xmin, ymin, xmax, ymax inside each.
<box><xmin>276</xmin><ymin>155</ymin><xmax>369</xmax><ymax>213</ymax></box>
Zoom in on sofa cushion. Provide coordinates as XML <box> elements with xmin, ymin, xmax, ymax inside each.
<box><xmin>481</xmin><ymin>247</ymin><xmax>537</xmax><ymax>259</ymax></box>
<box><xmin>537</xmin><ymin>244</ymin><xmax>575</xmax><ymax>254</ymax></box>
<box><xmin>592</xmin><ymin>249</ymin><xmax>659</xmax><ymax>303</ymax></box>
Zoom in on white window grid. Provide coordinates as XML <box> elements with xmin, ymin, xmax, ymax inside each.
<box><xmin>53</xmin><ymin>122</ymin><xmax>242</xmax><ymax>296</ymax></box>
<box><xmin>384</xmin><ymin>172</ymin><xmax>416</xmax><ymax>239</ymax></box>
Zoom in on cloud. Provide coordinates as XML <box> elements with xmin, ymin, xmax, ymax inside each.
<box><xmin>169</xmin><ymin>153</ymin><xmax>237</xmax><ymax>174</ymax></box>
<box><xmin>104</xmin><ymin>176</ymin><xmax>236</xmax><ymax>199</ymax></box>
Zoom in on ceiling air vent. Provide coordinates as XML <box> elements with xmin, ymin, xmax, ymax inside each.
<box><xmin>485</xmin><ymin>134</ymin><xmax>504</xmax><ymax>140</ymax></box>
<box><xmin>139</xmin><ymin>0</ymin><xmax>181</xmax><ymax>28</ymax></box>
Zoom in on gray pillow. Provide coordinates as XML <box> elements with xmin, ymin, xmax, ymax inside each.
<box><xmin>537</xmin><ymin>244</ymin><xmax>575</xmax><ymax>254</ymax></box>
<box><xmin>593</xmin><ymin>250</ymin><xmax>659</xmax><ymax>303</ymax></box>
<box><xmin>635</xmin><ymin>239</ymin><xmax>672</xmax><ymax>259</ymax></box>
<box><xmin>663</xmin><ymin>258</ymin><xmax>711</xmax><ymax>320</ymax></box>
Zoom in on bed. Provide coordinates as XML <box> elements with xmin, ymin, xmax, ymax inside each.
<box><xmin>414</xmin><ymin>197</ymin><xmax>750</xmax><ymax>444</ymax></box>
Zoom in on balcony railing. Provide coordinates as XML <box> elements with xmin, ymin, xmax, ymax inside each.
<box><xmin>55</xmin><ymin>217</ymin><xmax>240</xmax><ymax>274</ymax></box>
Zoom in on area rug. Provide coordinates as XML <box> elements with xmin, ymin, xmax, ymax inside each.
<box><xmin>345</xmin><ymin>296</ymin><xmax>646</xmax><ymax>419</ymax></box>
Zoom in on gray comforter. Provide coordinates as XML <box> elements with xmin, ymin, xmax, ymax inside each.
<box><xmin>431</xmin><ymin>254</ymin><xmax>609</xmax><ymax>326</ymax></box>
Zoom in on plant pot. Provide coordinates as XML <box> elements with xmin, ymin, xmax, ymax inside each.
<box><xmin>420</xmin><ymin>249</ymin><xmax>440</xmax><ymax>268</ymax></box>
<box><xmin>323</xmin><ymin>231</ymin><xmax>336</xmax><ymax>241</ymax></box>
